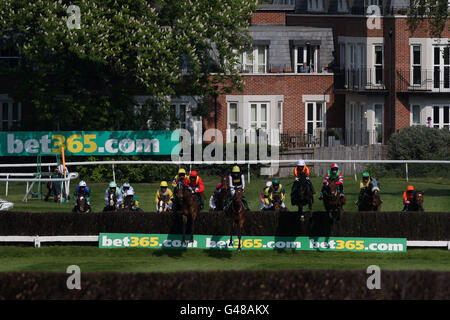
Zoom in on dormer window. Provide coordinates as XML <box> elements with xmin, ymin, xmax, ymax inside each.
<box><xmin>337</xmin><ymin>0</ymin><xmax>348</xmax><ymax>12</ymax></box>
<box><xmin>308</xmin><ymin>0</ymin><xmax>324</xmax><ymax>12</ymax></box>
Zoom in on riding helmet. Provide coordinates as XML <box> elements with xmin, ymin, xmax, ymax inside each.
<box><xmin>297</xmin><ymin>159</ymin><xmax>306</xmax><ymax>166</ymax></box>
<box><xmin>407</xmin><ymin>185</ymin><xmax>415</xmax><ymax>191</ymax></box>
<box><xmin>109</xmin><ymin>181</ymin><xmax>117</xmax><ymax>188</ymax></box>
<box><xmin>160</xmin><ymin>181</ymin><xmax>169</xmax><ymax>187</ymax></box>
<box><xmin>79</xmin><ymin>180</ymin><xmax>87</xmax><ymax>187</ymax></box>
<box><xmin>232</xmin><ymin>165</ymin><xmax>240</xmax><ymax>173</ymax></box>
<box><xmin>362</xmin><ymin>172</ymin><xmax>370</xmax><ymax>178</ymax></box>
<box><xmin>178</xmin><ymin>168</ymin><xmax>186</xmax><ymax>174</ymax></box>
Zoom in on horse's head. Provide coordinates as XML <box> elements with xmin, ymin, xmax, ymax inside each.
<box><xmin>77</xmin><ymin>194</ymin><xmax>87</xmax><ymax>212</ymax></box>
<box><xmin>415</xmin><ymin>191</ymin><xmax>424</xmax><ymax>205</ymax></box>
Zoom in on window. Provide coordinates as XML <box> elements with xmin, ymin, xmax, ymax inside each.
<box><xmin>295</xmin><ymin>45</ymin><xmax>319</xmax><ymax>73</ymax></box>
<box><xmin>433</xmin><ymin>46</ymin><xmax>450</xmax><ymax>90</ymax></box>
<box><xmin>0</xmin><ymin>101</ymin><xmax>21</xmax><ymax>131</ymax></box>
<box><xmin>240</xmin><ymin>46</ymin><xmax>267</xmax><ymax>73</ymax></box>
<box><xmin>250</xmin><ymin>103</ymin><xmax>268</xmax><ymax>130</ymax></box>
<box><xmin>306</xmin><ymin>102</ymin><xmax>324</xmax><ymax>135</ymax></box>
<box><xmin>228</xmin><ymin>102</ymin><xmax>238</xmax><ymax>130</ymax></box>
<box><xmin>412</xmin><ymin>45</ymin><xmax>422</xmax><ymax>85</ymax></box>
<box><xmin>433</xmin><ymin>105</ymin><xmax>450</xmax><ymax>129</ymax></box>
<box><xmin>374</xmin><ymin>45</ymin><xmax>383</xmax><ymax>84</ymax></box>
<box><xmin>337</xmin><ymin>0</ymin><xmax>348</xmax><ymax>12</ymax></box>
<box><xmin>374</xmin><ymin>104</ymin><xmax>383</xmax><ymax>143</ymax></box>
<box><xmin>0</xmin><ymin>37</ymin><xmax>20</xmax><ymax>68</ymax></box>
<box><xmin>170</xmin><ymin>103</ymin><xmax>187</xmax><ymax>129</ymax></box>
<box><xmin>277</xmin><ymin>101</ymin><xmax>283</xmax><ymax>132</ymax></box>
<box><xmin>339</xmin><ymin>43</ymin><xmax>346</xmax><ymax>70</ymax></box>
<box><xmin>308</xmin><ymin>0</ymin><xmax>324</xmax><ymax>12</ymax></box>
<box><xmin>411</xmin><ymin>105</ymin><xmax>421</xmax><ymax>126</ymax></box>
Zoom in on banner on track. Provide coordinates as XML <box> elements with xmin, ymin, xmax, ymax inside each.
<box><xmin>99</xmin><ymin>233</ymin><xmax>407</xmax><ymax>252</ymax></box>
<box><xmin>0</xmin><ymin>131</ymin><xmax>179</xmax><ymax>156</ymax></box>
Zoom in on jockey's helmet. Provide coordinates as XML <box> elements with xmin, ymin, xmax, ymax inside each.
<box><xmin>109</xmin><ymin>181</ymin><xmax>117</xmax><ymax>188</ymax></box>
<box><xmin>160</xmin><ymin>181</ymin><xmax>168</xmax><ymax>188</ymax></box>
<box><xmin>122</xmin><ymin>182</ymin><xmax>130</xmax><ymax>188</ymax></box>
<box><xmin>216</xmin><ymin>182</ymin><xmax>222</xmax><ymax>190</ymax></box>
<box><xmin>190</xmin><ymin>171</ymin><xmax>198</xmax><ymax>178</ymax></box>
<box><xmin>178</xmin><ymin>168</ymin><xmax>186</xmax><ymax>175</ymax></box>
<box><xmin>265</xmin><ymin>181</ymin><xmax>272</xmax><ymax>188</ymax></box>
<box><xmin>126</xmin><ymin>189</ymin><xmax>135</xmax><ymax>196</ymax></box>
<box><xmin>297</xmin><ymin>159</ymin><xmax>306</xmax><ymax>167</ymax></box>
<box><xmin>79</xmin><ymin>180</ymin><xmax>86</xmax><ymax>187</ymax></box>
<box><xmin>331</xmin><ymin>163</ymin><xmax>339</xmax><ymax>170</ymax></box>
<box><xmin>272</xmin><ymin>178</ymin><xmax>280</xmax><ymax>187</ymax></box>
<box><xmin>362</xmin><ymin>172</ymin><xmax>370</xmax><ymax>179</ymax></box>
<box><xmin>407</xmin><ymin>185</ymin><xmax>415</xmax><ymax>192</ymax></box>
<box><xmin>232</xmin><ymin>165</ymin><xmax>240</xmax><ymax>173</ymax></box>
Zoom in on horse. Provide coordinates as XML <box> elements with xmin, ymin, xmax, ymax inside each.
<box><xmin>174</xmin><ymin>181</ymin><xmax>198</xmax><ymax>244</ymax></box>
<box><xmin>73</xmin><ymin>194</ymin><xmax>90</xmax><ymax>213</ymax></box>
<box><xmin>157</xmin><ymin>195</ymin><xmax>171</xmax><ymax>213</ymax></box>
<box><xmin>212</xmin><ymin>175</ymin><xmax>229</xmax><ymax>211</ymax></box>
<box><xmin>271</xmin><ymin>193</ymin><xmax>286</xmax><ymax>213</ymax></box>
<box><xmin>404</xmin><ymin>191</ymin><xmax>424</xmax><ymax>212</ymax></box>
<box><xmin>103</xmin><ymin>190</ymin><xmax>118</xmax><ymax>212</ymax></box>
<box><xmin>358</xmin><ymin>187</ymin><xmax>382</xmax><ymax>212</ymax></box>
<box><xmin>226</xmin><ymin>186</ymin><xmax>246</xmax><ymax>251</ymax></box>
<box><xmin>291</xmin><ymin>173</ymin><xmax>313</xmax><ymax>221</ymax></box>
<box><xmin>122</xmin><ymin>195</ymin><xmax>143</xmax><ymax>213</ymax></box>
<box><xmin>322</xmin><ymin>181</ymin><xmax>345</xmax><ymax>223</ymax></box>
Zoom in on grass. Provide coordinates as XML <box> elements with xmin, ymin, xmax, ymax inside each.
<box><xmin>1</xmin><ymin>175</ymin><xmax>450</xmax><ymax>213</ymax></box>
<box><xmin>0</xmin><ymin>246</ymin><xmax>448</xmax><ymax>273</ymax></box>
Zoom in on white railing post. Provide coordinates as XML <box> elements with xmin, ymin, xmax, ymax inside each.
<box><xmin>5</xmin><ymin>174</ymin><xmax>9</xmax><ymax>197</ymax></box>
<box><xmin>406</xmin><ymin>163</ymin><xmax>409</xmax><ymax>182</ymax></box>
<box><xmin>112</xmin><ymin>164</ymin><xmax>116</xmax><ymax>183</ymax></box>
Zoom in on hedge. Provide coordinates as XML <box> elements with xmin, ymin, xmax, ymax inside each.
<box><xmin>0</xmin><ymin>211</ymin><xmax>448</xmax><ymax>240</ymax></box>
<box><xmin>0</xmin><ymin>270</ymin><xmax>448</xmax><ymax>299</ymax></box>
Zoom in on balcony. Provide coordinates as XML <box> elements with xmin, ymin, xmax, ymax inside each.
<box><xmin>335</xmin><ymin>67</ymin><xmax>387</xmax><ymax>92</ymax></box>
<box><xmin>257</xmin><ymin>0</ymin><xmax>295</xmax><ymax>11</ymax></box>
<box><xmin>396</xmin><ymin>69</ymin><xmax>450</xmax><ymax>93</ymax></box>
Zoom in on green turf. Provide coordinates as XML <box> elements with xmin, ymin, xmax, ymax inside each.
<box><xmin>0</xmin><ymin>246</ymin><xmax>448</xmax><ymax>273</ymax></box>
<box><xmin>1</xmin><ymin>175</ymin><xmax>450</xmax><ymax>213</ymax></box>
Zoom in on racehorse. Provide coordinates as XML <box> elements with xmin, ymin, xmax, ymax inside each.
<box><xmin>358</xmin><ymin>187</ymin><xmax>382</xmax><ymax>212</ymax></box>
<box><xmin>213</xmin><ymin>175</ymin><xmax>229</xmax><ymax>211</ymax></box>
<box><xmin>103</xmin><ymin>190</ymin><xmax>118</xmax><ymax>212</ymax></box>
<box><xmin>157</xmin><ymin>195</ymin><xmax>171</xmax><ymax>213</ymax></box>
<box><xmin>227</xmin><ymin>186</ymin><xmax>246</xmax><ymax>251</ymax></box>
<box><xmin>271</xmin><ymin>194</ymin><xmax>286</xmax><ymax>213</ymax></box>
<box><xmin>122</xmin><ymin>194</ymin><xmax>143</xmax><ymax>213</ymax></box>
<box><xmin>291</xmin><ymin>173</ymin><xmax>313</xmax><ymax>221</ymax></box>
<box><xmin>174</xmin><ymin>181</ymin><xmax>198</xmax><ymax>244</ymax></box>
<box><xmin>404</xmin><ymin>191</ymin><xmax>424</xmax><ymax>212</ymax></box>
<box><xmin>73</xmin><ymin>194</ymin><xmax>90</xmax><ymax>213</ymax></box>
<box><xmin>322</xmin><ymin>181</ymin><xmax>345</xmax><ymax>223</ymax></box>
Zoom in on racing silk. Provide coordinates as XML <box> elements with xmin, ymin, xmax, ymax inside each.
<box><xmin>73</xmin><ymin>186</ymin><xmax>91</xmax><ymax>202</ymax></box>
<box><xmin>323</xmin><ymin>170</ymin><xmax>344</xmax><ymax>185</ymax></box>
<box><xmin>155</xmin><ymin>188</ymin><xmax>174</xmax><ymax>204</ymax></box>
<box><xmin>184</xmin><ymin>175</ymin><xmax>205</xmax><ymax>193</ymax></box>
<box><xmin>104</xmin><ymin>188</ymin><xmax>123</xmax><ymax>206</ymax></box>
<box><xmin>260</xmin><ymin>186</ymin><xmax>270</xmax><ymax>204</ymax></box>
<box><xmin>119</xmin><ymin>185</ymin><xmax>134</xmax><ymax>198</ymax></box>
<box><xmin>293</xmin><ymin>165</ymin><xmax>311</xmax><ymax>178</ymax></box>
<box><xmin>172</xmin><ymin>174</ymin><xmax>186</xmax><ymax>187</ymax></box>
<box><xmin>228</xmin><ymin>173</ymin><xmax>245</xmax><ymax>192</ymax></box>
<box><xmin>122</xmin><ymin>195</ymin><xmax>140</xmax><ymax>210</ymax></box>
<box><xmin>360</xmin><ymin>178</ymin><xmax>380</xmax><ymax>190</ymax></box>
<box><xmin>265</xmin><ymin>184</ymin><xmax>286</xmax><ymax>205</ymax></box>
<box><xmin>403</xmin><ymin>191</ymin><xmax>415</xmax><ymax>204</ymax></box>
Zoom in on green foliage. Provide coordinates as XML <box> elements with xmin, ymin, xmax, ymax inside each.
<box><xmin>0</xmin><ymin>0</ymin><xmax>258</xmax><ymax>130</ymax></box>
<box><xmin>407</xmin><ymin>0</ymin><xmax>450</xmax><ymax>37</ymax></box>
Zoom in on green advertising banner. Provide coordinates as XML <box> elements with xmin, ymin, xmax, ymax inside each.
<box><xmin>99</xmin><ymin>233</ymin><xmax>407</xmax><ymax>252</ymax></box>
<box><xmin>0</xmin><ymin>131</ymin><xmax>179</xmax><ymax>156</ymax></box>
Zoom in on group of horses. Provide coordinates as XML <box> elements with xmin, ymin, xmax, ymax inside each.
<box><xmin>71</xmin><ymin>174</ymin><xmax>425</xmax><ymax>251</ymax></box>
<box><xmin>73</xmin><ymin>190</ymin><xmax>143</xmax><ymax>214</ymax></box>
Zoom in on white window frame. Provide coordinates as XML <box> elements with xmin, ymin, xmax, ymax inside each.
<box><xmin>337</xmin><ymin>0</ymin><xmax>349</xmax><ymax>12</ymax></box>
<box><xmin>373</xmin><ymin>44</ymin><xmax>384</xmax><ymax>85</ymax></box>
<box><xmin>277</xmin><ymin>101</ymin><xmax>283</xmax><ymax>133</ymax></box>
<box><xmin>249</xmin><ymin>102</ymin><xmax>269</xmax><ymax>131</ymax></box>
<box><xmin>411</xmin><ymin>45</ymin><xmax>422</xmax><ymax>86</ymax></box>
<box><xmin>305</xmin><ymin>101</ymin><xmax>325</xmax><ymax>136</ymax></box>
<box><xmin>432</xmin><ymin>105</ymin><xmax>450</xmax><ymax>129</ymax></box>
<box><xmin>0</xmin><ymin>100</ymin><xmax>21</xmax><ymax>131</ymax></box>
<box><xmin>170</xmin><ymin>102</ymin><xmax>188</xmax><ymax>129</ymax></box>
<box><xmin>240</xmin><ymin>46</ymin><xmax>267</xmax><ymax>74</ymax></box>
<box><xmin>374</xmin><ymin>104</ymin><xmax>384</xmax><ymax>144</ymax></box>
<box><xmin>433</xmin><ymin>45</ymin><xmax>450</xmax><ymax>91</ymax></box>
<box><xmin>295</xmin><ymin>45</ymin><xmax>319</xmax><ymax>73</ymax></box>
<box><xmin>410</xmin><ymin>104</ymin><xmax>422</xmax><ymax>126</ymax></box>
<box><xmin>307</xmin><ymin>0</ymin><xmax>324</xmax><ymax>12</ymax></box>
<box><xmin>227</xmin><ymin>102</ymin><xmax>239</xmax><ymax>131</ymax></box>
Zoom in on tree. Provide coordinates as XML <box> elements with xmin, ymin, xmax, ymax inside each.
<box><xmin>407</xmin><ymin>0</ymin><xmax>450</xmax><ymax>37</ymax></box>
<box><xmin>0</xmin><ymin>0</ymin><xmax>257</xmax><ymax>130</ymax></box>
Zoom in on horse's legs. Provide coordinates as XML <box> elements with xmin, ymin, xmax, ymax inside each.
<box><xmin>229</xmin><ymin>220</ymin><xmax>234</xmax><ymax>247</ymax></box>
<box><xmin>237</xmin><ymin>215</ymin><xmax>244</xmax><ymax>252</ymax></box>
<box><xmin>190</xmin><ymin>215</ymin><xmax>195</xmax><ymax>243</ymax></box>
<box><xmin>182</xmin><ymin>214</ymin><xmax>187</xmax><ymax>244</ymax></box>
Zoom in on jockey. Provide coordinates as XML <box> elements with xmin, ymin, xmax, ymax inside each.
<box><xmin>104</xmin><ymin>181</ymin><xmax>123</xmax><ymax>209</ymax></box>
<box><xmin>356</xmin><ymin>172</ymin><xmax>381</xmax><ymax>205</ymax></box>
<box><xmin>260</xmin><ymin>181</ymin><xmax>272</xmax><ymax>211</ymax></box>
<box><xmin>402</xmin><ymin>185</ymin><xmax>416</xmax><ymax>211</ymax></box>
<box><xmin>155</xmin><ymin>181</ymin><xmax>173</xmax><ymax>211</ymax></box>
<box><xmin>209</xmin><ymin>182</ymin><xmax>223</xmax><ymax>211</ymax></box>
<box><xmin>292</xmin><ymin>159</ymin><xmax>315</xmax><ymax>196</ymax></box>
<box><xmin>73</xmin><ymin>180</ymin><xmax>91</xmax><ymax>211</ymax></box>
<box><xmin>184</xmin><ymin>171</ymin><xmax>205</xmax><ymax>210</ymax></box>
<box><xmin>172</xmin><ymin>168</ymin><xmax>187</xmax><ymax>187</ymax></box>
<box><xmin>122</xmin><ymin>188</ymin><xmax>141</xmax><ymax>211</ymax></box>
<box><xmin>319</xmin><ymin>163</ymin><xmax>344</xmax><ymax>200</ymax></box>
<box><xmin>265</xmin><ymin>178</ymin><xmax>286</xmax><ymax>209</ymax></box>
<box><xmin>226</xmin><ymin>165</ymin><xmax>250</xmax><ymax>211</ymax></box>
<box><xmin>119</xmin><ymin>182</ymin><xmax>134</xmax><ymax>199</ymax></box>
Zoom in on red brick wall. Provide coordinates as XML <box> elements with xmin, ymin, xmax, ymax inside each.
<box><xmin>251</xmin><ymin>12</ymin><xmax>286</xmax><ymax>25</ymax></box>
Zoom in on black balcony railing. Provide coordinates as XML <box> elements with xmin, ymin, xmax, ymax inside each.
<box><xmin>397</xmin><ymin>69</ymin><xmax>450</xmax><ymax>93</ymax></box>
<box><xmin>335</xmin><ymin>67</ymin><xmax>386</xmax><ymax>91</ymax></box>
